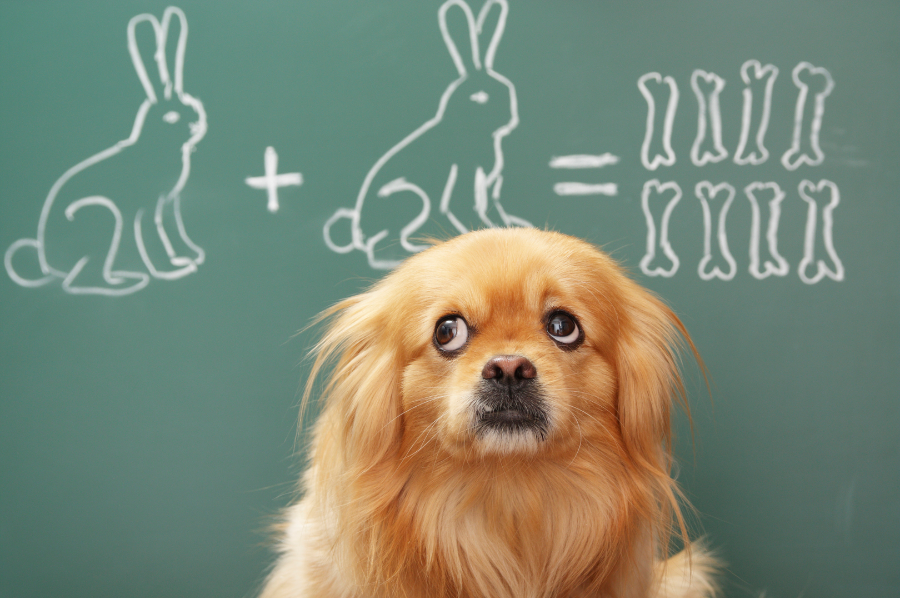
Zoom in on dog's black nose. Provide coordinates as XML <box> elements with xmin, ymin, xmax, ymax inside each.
<box><xmin>481</xmin><ymin>355</ymin><xmax>536</xmax><ymax>386</ymax></box>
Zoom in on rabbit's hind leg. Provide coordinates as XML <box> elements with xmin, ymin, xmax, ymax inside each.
<box><xmin>59</xmin><ymin>196</ymin><xmax>150</xmax><ymax>296</ymax></box>
<box><xmin>476</xmin><ymin>170</ymin><xmax>532</xmax><ymax>229</ymax></box>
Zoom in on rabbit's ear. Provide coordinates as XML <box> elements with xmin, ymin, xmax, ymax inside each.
<box><xmin>438</xmin><ymin>0</ymin><xmax>481</xmax><ymax>76</ymax></box>
<box><xmin>476</xmin><ymin>0</ymin><xmax>508</xmax><ymax>70</ymax></box>
<box><xmin>127</xmin><ymin>12</ymin><xmax>164</xmax><ymax>103</ymax></box>
<box><xmin>159</xmin><ymin>7</ymin><xmax>188</xmax><ymax>97</ymax></box>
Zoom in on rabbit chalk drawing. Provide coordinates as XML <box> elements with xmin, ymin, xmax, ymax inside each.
<box><xmin>4</xmin><ymin>7</ymin><xmax>207</xmax><ymax>296</ymax></box>
<box><xmin>323</xmin><ymin>0</ymin><xmax>531</xmax><ymax>270</ymax></box>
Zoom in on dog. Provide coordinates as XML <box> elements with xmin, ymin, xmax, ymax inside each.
<box><xmin>260</xmin><ymin>228</ymin><xmax>719</xmax><ymax>598</ymax></box>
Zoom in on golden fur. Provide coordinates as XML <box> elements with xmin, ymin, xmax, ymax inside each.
<box><xmin>260</xmin><ymin>228</ymin><xmax>719</xmax><ymax>598</ymax></box>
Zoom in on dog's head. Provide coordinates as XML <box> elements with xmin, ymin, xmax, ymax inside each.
<box><xmin>306</xmin><ymin>228</ymin><xmax>694</xmax><ymax>477</ymax></box>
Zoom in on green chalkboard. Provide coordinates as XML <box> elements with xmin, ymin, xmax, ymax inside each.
<box><xmin>2</xmin><ymin>1</ymin><xmax>898</xmax><ymax>596</ymax></box>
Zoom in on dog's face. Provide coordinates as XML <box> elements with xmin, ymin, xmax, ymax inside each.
<box><xmin>398</xmin><ymin>232</ymin><xmax>622</xmax><ymax>458</ymax></box>
<box><xmin>315</xmin><ymin>229</ymin><xmax>687</xmax><ymax>467</ymax></box>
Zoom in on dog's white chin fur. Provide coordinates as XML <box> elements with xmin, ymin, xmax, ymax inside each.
<box><xmin>474</xmin><ymin>426</ymin><xmax>546</xmax><ymax>456</ymax></box>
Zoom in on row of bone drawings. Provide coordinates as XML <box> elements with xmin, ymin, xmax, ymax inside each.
<box><xmin>641</xmin><ymin>179</ymin><xmax>843</xmax><ymax>284</ymax></box>
<box><xmin>639</xmin><ymin>61</ymin><xmax>834</xmax><ymax>171</ymax></box>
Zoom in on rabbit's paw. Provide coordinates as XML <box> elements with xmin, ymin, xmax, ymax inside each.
<box><xmin>170</xmin><ymin>255</ymin><xmax>200</xmax><ymax>268</ymax></box>
<box><xmin>165</xmin><ymin>229</ymin><xmax>205</xmax><ymax>268</ymax></box>
<box><xmin>151</xmin><ymin>261</ymin><xmax>198</xmax><ymax>280</ymax></box>
<box><xmin>136</xmin><ymin>241</ymin><xmax>197</xmax><ymax>281</ymax></box>
<box><xmin>502</xmin><ymin>212</ymin><xmax>533</xmax><ymax>228</ymax></box>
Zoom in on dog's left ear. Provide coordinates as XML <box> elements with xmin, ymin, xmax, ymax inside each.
<box><xmin>614</xmin><ymin>286</ymin><xmax>692</xmax><ymax>473</ymax></box>
<box><xmin>304</xmin><ymin>291</ymin><xmax>404</xmax><ymax>468</ymax></box>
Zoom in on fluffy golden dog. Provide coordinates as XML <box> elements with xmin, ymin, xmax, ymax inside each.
<box><xmin>261</xmin><ymin>228</ymin><xmax>718</xmax><ymax>598</ymax></box>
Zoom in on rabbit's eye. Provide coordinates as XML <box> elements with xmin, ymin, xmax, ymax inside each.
<box><xmin>470</xmin><ymin>91</ymin><xmax>489</xmax><ymax>104</ymax></box>
<box><xmin>163</xmin><ymin>111</ymin><xmax>181</xmax><ymax>124</ymax></box>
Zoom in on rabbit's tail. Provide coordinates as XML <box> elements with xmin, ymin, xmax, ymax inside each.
<box><xmin>323</xmin><ymin>208</ymin><xmax>357</xmax><ymax>254</ymax></box>
<box><xmin>4</xmin><ymin>238</ymin><xmax>55</xmax><ymax>288</ymax></box>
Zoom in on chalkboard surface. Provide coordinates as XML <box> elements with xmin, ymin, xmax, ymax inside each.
<box><xmin>1</xmin><ymin>1</ymin><xmax>898</xmax><ymax>597</ymax></box>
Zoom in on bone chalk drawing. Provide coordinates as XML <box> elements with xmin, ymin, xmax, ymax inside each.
<box><xmin>639</xmin><ymin>180</ymin><xmax>682</xmax><ymax>278</ymax></box>
<box><xmin>639</xmin><ymin>61</ymin><xmax>834</xmax><ymax>172</ymax></box>
<box><xmin>696</xmin><ymin>181</ymin><xmax>737</xmax><ymax>281</ymax></box>
<box><xmin>638</xmin><ymin>73</ymin><xmax>679</xmax><ymax>170</ymax></box>
<box><xmin>734</xmin><ymin>60</ymin><xmax>778</xmax><ymax>166</ymax></box>
<box><xmin>323</xmin><ymin>0</ymin><xmax>530</xmax><ymax>270</ymax></box>
<box><xmin>798</xmin><ymin>179</ymin><xmax>844</xmax><ymax>284</ymax></box>
<box><xmin>690</xmin><ymin>70</ymin><xmax>729</xmax><ymax>166</ymax></box>
<box><xmin>782</xmin><ymin>63</ymin><xmax>835</xmax><ymax>171</ymax></box>
<box><xmin>746</xmin><ymin>182</ymin><xmax>789</xmax><ymax>279</ymax></box>
<box><xmin>4</xmin><ymin>7</ymin><xmax>207</xmax><ymax>296</ymax></box>
<box><xmin>633</xmin><ymin>60</ymin><xmax>841</xmax><ymax>283</ymax></box>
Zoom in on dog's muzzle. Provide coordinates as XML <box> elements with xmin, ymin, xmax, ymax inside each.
<box><xmin>475</xmin><ymin>355</ymin><xmax>549</xmax><ymax>439</ymax></box>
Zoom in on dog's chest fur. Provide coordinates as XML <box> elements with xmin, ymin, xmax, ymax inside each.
<box><xmin>298</xmin><ymin>461</ymin><xmax>648</xmax><ymax>598</ymax></box>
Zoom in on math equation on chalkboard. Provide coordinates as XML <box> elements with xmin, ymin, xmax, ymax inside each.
<box><xmin>4</xmin><ymin>1</ymin><xmax>847</xmax><ymax>298</ymax></box>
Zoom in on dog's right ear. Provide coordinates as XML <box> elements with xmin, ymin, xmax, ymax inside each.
<box><xmin>303</xmin><ymin>292</ymin><xmax>403</xmax><ymax>468</ymax></box>
<box><xmin>613</xmin><ymin>283</ymin><xmax>701</xmax><ymax>554</ymax></box>
<box><xmin>614</xmin><ymin>291</ymin><xmax>685</xmax><ymax>469</ymax></box>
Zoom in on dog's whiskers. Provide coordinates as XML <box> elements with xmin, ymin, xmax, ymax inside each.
<box><xmin>567</xmin><ymin>413</ymin><xmax>584</xmax><ymax>469</ymax></box>
<box><xmin>568</xmin><ymin>404</ymin><xmax>616</xmax><ymax>437</ymax></box>
<box><xmin>400</xmin><ymin>414</ymin><xmax>445</xmax><ymax>464</ymax></box>
<box><xmin>381</xmin><ymin>393</ymin><xmax>448</xmax><ymax>431</ymax></box>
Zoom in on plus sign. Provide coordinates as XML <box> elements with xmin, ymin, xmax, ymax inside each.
<box><xmin>245</xmin><ymin>146</ymin><xmax>303</xmax><ymax>213</ymax></box>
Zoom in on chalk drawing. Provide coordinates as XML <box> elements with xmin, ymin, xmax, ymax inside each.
<box><xmin>690</xmin><ymin>70</ymin><xmax>729</xmax><ymax>166</ymax></box>
<box><xmin>323</xmin><ymin>0</ymin><xmax>530</xmax><ymax>270</ymax></box>
<box><xmin>549</xmin><ymin>154</ymin><xmax>619</xmax><ymax>169</ymax></box>
<box><xmin>696</xmin><ymin>181</ymin><xmax>737</xmax><ymax>280</ymax></box>
<box><xmin>734</xmin><ymin>60</ymin><xmax>778</xmax><ymax>165</ymax></box>
<box><xmin>638</xmin><ymin>73</ymin><xmax>679</xmax><ymax>170</ymax></box>
<box><xmin>550</xmin><ymin>153</ymin><xmax>619</xmax><ymax>196</ymax></box>
<box><xmin>745</xmin><ymin>182</ymin><xmax>789</xmax><ymax>279</ymax></box>
<box><xmin>245</xmin><ymin>147</ymin><xmax>303</xmax><ymax>213</ymax></box>
<box><xmin>782</xmin><ymin>62</ymin><xmax>834</xmax><ymax>171</ymax></box>
<box><xmin>639</xmin><ymin>180</ymin><xmax>682</xmax><ymax>278</ymax></box>
<box><xmin>798</xmin><ymin>179</ymin><xmax>844</xmax><ymax>283</ymax></box>
<box><xmin>553</xmin><ymin>183</ymin><xmax>618</xmax><ymax>196</ymax></box>
<box><xmin>4</xmin><ymin>6</ymin><xmax>207</xmax><ymax>296</ymax></box>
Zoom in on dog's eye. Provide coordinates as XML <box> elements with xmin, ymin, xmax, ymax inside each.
<box><xmin>434</xmin><ymin>316</ymin><xmax>468</xmax><ymax>352</ymax></box>
<box><xmin>547</xmin><ymin>312</ymin><xmax>580</xmax><ymax>346</ymax></box>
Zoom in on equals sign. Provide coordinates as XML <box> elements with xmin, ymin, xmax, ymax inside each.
<box><xmin>549</xmin><ymin>153</ymin><xmax>619</xmax><ymax>196</ymax></box>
